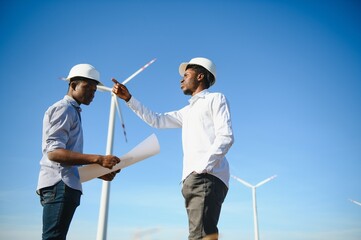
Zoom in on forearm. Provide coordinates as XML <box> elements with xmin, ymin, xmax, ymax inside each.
<box><xmin>127</xmin><ymin>96</ymin><xmax>182</xmax><ymax>128</ymax></box>
<box><xmin>47</xmin><ymin>149</ymin><xmax>100</xmax><ymax>166</ymax></box>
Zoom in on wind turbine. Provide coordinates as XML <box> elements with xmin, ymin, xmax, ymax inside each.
<box><xmin>95</xmin><ymin>58</ymin><xmax>156</xmax><ymax>240</ymax></box>
<box><xmin>349</xmin><ymin>199</ymin><xmax>361</xmax><ymax>207</ymax></box>
<box><xmin>231</xmin><ymin>174</ymin><xmax>277</xmax><ymax>240</ymax></box>
<box><xmin>132</xmin><ymin>227</ymin><xmax>159</xmax><ymax>240</ymax></box>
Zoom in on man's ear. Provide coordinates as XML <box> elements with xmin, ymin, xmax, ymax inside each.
<box><xmin>70</xmin><ymin>81</ymin><xmax>77</xmax><ymax>91</ymax></box>
<box><xmin>197</xmin><ymin>73</ymin><xmax>205</xmax><ymax>81</ymax></box>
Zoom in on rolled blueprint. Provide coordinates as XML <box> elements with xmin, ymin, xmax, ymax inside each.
<box><xmin>79</xmin><ymin>133</ymin><xmax>160</xmax><ymax>183</ymax></box>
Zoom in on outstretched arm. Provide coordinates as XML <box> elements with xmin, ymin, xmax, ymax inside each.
<box><xmin>111</xmin><ymin>78</ymin><xmax>183</xmax><ymax>129</ymax></box>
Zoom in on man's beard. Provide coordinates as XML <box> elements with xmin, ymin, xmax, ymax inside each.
<box><xmin>182</xmin><ymin>88</ymin><xmax>193</xmax><ymax>96</ymax></box>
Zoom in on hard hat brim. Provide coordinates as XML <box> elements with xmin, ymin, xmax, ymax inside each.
<box><xmin>62</xmin><ymin>77</ymin><xmax>104</xmax><ymax>86</ymax></box>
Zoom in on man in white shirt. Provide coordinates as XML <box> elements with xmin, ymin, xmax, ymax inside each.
<box><xmin>37</xmin><ymin>64</ymin><xmax>121</xmax><ymax>240</ymax></box>
<box><xmin>112</xmin><ymin>57</ymin><xmax>234</xmax><ymax>240</ymax></box>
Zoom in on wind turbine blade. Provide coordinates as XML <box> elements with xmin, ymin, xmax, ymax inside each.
<box><xmin>255</xmin><ymin>175</ymin><xmax>277</xmax><ymax>188</ymax></box>
<box><xmin>134</xmin><ymin>228</ymin><xmax>159</xmax><ymax>238</ymax></box>
<box><xmin>349</xmin><ymin>199</ymin><xmax>361</xmax><ymax>206</ymax></box>
<box><xmin>122</xmin><ymin>58</ymin><xmax>156</xmax><ymax>85</ymax></box>
<box><xmin>231</xmin><ymin>175</ymin><xmax>253</xmax><ymax>188</ymax></box>
<box><xmin>97</xmin><ymin>85</ymin><xmax>113</xmax><ymax>92</ymax></box>
<box><xmin>113</xmin><ymin>94</ymin><xmax>128</xmax><ymax>143</ymax></box>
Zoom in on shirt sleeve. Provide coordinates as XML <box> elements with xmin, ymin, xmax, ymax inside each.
<box><xmin>126</xmin><ymin>96</ymin><xmax>183</xmax><ymax>129</ymax></box>
<box><xmin>197</xmin><ymin>94</ymin><xmax>234</xmax><ymax>173</ymax></box>
<box><xmin>44</xmin><ymin>105</ymin><xmax>74</xmax><ymax>153</ymax></box>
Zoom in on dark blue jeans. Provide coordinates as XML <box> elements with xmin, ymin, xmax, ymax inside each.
<box><xmin>38</xmin><ymin>181</ymin><xmax>81</xmax><ymax>240</ymax></box>
<box><xmin>181</xmin><ymin>173</ymin><xmax>228</xmax><ymax>240</ymax></box>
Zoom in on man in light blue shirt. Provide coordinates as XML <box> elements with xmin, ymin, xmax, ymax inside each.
<box><xmin>37</xmin><ymin>64</ymin><xmax>121</xmax><ymax>240</ymax></box>
<box><xmin>112</xmin><ymin>57</ymin><xmax>234</xmax><ymax>240</ymax></box>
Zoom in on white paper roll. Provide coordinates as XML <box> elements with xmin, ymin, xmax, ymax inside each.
<box><xmin>79</xmin><ymin>133</ymin><xmax>160</xmax><ymax>183</ymax></box>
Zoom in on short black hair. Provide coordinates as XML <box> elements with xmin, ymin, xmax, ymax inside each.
<box><xmin>69</xmin><ymin>77</ymin><xmax>98</xmax><ymax>85</ymax></box>
<box><xmin>68</xmin><ymin>77</ymin><xmax>99</xmax><ymax>93</ymax></box>
<box><xmin>186</xmin><ymin>64</ymin><xmax>215</xmax><ymax>89</ymax></box>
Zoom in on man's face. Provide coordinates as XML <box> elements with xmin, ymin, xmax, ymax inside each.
<box><xmin>72</xmin><ymin>80</ymin><xmax>98</xmax><ymax>105</ymax></box>
<box><xmin>180</xmin><ymin>68</ymin><xmax>201</xmax><ymax>96</ymax></box>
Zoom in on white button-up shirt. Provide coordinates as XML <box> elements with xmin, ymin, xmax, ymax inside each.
<box><xmin>37</xmin><ymin>95</ymin><xmax>83</xmax><ymax>192</ymax></box>
<box><xmin>127</xmin><ymin>89</ymin><xmax>234</xmax><ymax>187</ymax></box>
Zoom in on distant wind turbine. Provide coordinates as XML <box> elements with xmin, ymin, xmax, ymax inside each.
<box><xmin>132</xmin><ymin>227</ymin><xmax>159</xmax><ymax>240</ymax></box>
<box><xmin>231</xmin><ymin>174</ymin><xmax>277</xmax><ymax>240</ymax></box>
<box><xmin>95</xmin><ymin>58</ymin><xmax>156</xmax><ymax>240</ymax></box>
<box><xmin>349</xmin><ymin>199</ymin><xmax>361</xmax><ymax>207</ymax></box>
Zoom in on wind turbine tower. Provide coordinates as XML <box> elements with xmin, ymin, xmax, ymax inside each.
<box><xmin>231</xmin><ymin>174</ymin><xmax>277</xmax><ymax>240</ymax></box>
<box><xmin>95</xmin><ymin>59</ymin><xmax>156</xmax><ymax>240</ymax></box>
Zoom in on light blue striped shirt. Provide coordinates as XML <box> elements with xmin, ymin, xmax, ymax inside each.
<box><xmin>37</xmin><ymin>95</ymin><xmax>83</xmax><ymax>192</ymax></box>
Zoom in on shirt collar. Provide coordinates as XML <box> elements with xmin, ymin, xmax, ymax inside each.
<box><xmin>188</xmin><ymin>89</ymin><xmax>209</xmax><ymax>105</ymax></box>
<box><xmin>64</xmin><ymin>95</ymin><xmax>82</xmax><ymax>112</ymax></box>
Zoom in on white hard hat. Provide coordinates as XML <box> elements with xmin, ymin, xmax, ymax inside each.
<box><xmin>179</xmin><ymin>57</ymin><xmax>216</xmax><ymax>86</ymax></box>
<box><xmin>65</xmin><ymin>63</ymin><xmax>103</xmax><ymax>85</ymax></box>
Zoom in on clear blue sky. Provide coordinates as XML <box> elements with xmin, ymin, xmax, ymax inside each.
<box><xmin>1</xmin><ymin>0</ymin><xmax>360</xmax><ymax>239</ymax></box>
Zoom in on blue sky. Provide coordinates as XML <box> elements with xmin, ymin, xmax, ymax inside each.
<box><xmin>1</xmin><ymin>0</ymin><xmax>360</xmax><ymax>239</ymax></box>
